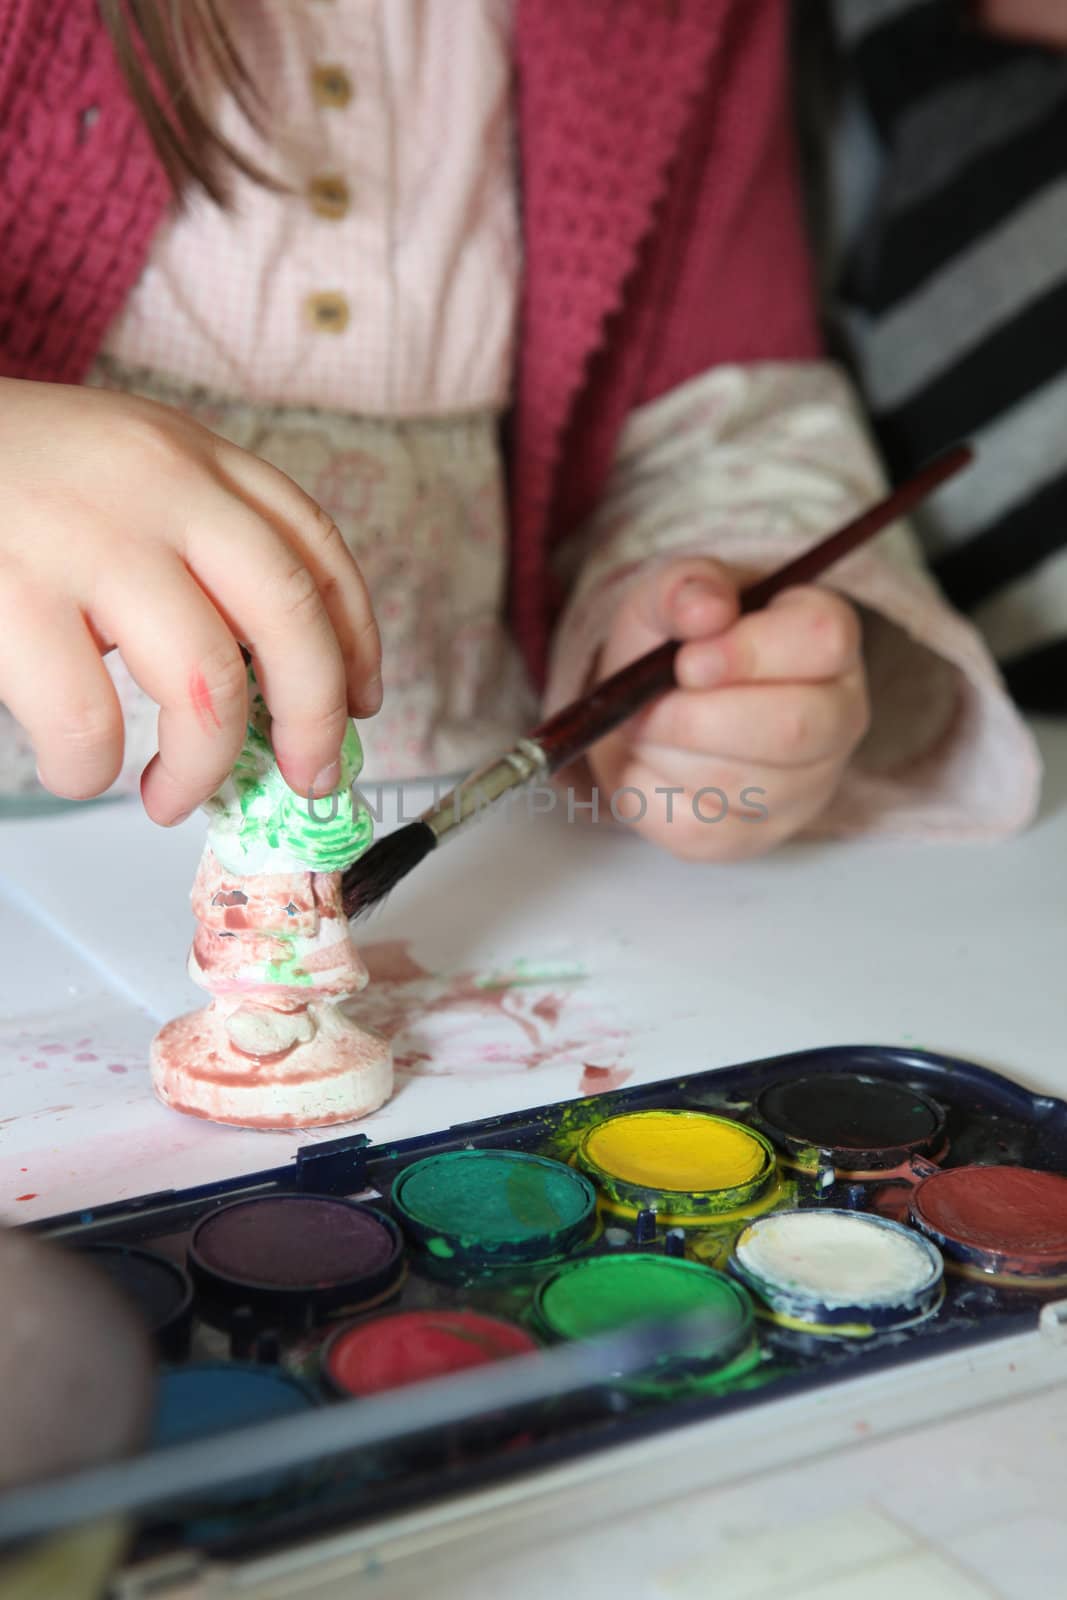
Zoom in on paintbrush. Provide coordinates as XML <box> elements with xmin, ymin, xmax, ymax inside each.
<box><xmin>342</xmin><ymin>443</ymin><xmax>973</xmax><ymax>921</ymax></box>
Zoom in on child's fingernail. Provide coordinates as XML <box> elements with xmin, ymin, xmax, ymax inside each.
<box><xmin>675</xmin><ymin>577</ymin><xmax>725</xmax><ymax>614</ymax></box>
<box><xmin>169</xmin><ymin>808</ymin><xmax>194</xmax><ymax>827</ymax></box>
<box><xmin>312</xmin><ymin>759</ymin><xmax>340</xmax><ymax>797</ymax></box>
<box><xmin>357</xmin><ymin>673</ymin><xmax>383</xmax><ymax>715</ymax></box>
<box><xmin>677</xmin><ymin>645</ymin><xmax>727</xmax><ymax>689</ymax></box>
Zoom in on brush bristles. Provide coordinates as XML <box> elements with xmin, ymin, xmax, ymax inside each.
<box><xmin>341</xmin><ymin>820</ymin><xmax>437</xmax><ymax>920</ymax></box>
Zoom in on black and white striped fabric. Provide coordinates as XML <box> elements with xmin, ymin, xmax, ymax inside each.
<box><xmin>828</xmin><ymin>0</ymin><xmax>1067</xmax><ymax>711</ymax></box>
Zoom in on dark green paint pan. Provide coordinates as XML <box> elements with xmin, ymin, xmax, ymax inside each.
<box><xmin>392</xmin><ymin>1149</ymin><xmax>597</xmax><ymax>1269</ymax></box>
<box><xmin>757</xmin><ymin>1073</ymin><xmax>947</xmax><ymax>1175</ymax></box>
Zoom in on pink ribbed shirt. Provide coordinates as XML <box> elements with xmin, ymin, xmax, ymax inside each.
<box><xmin>102</xmin><ymin>0</ymin><xmax>518</xmax><ymax>415</ymax></box>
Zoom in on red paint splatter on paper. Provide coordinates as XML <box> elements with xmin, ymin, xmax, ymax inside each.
<box><xmin>40</xmin><ymin>1044</ymin><xmax>65</xmax><ymax>1056</ymax></box>
<box><xmin>189</xmin><ymin>669</ymin><xmax>222</xmax><ymax>731</ymax></box>
<box><xmin>107</xmin><ymin>1064</ymin><xmax>128</xmax><ymax>1075</ymax></box>
<box><xmin>14</xmin><ymin>1194</ymin><xmax>37</xmax><ymax>1202</ymax></box>
<box><xmin>346</xmin><ymin>940</ymin><xmax>628</xmax><ymax>1079</ymax></box>
<box><xmin>74</xmin><ymin>1052</ymin><xmax>98</xmax><ymax>1062</ymax></box>
<box><xmin>579</xmin><ymin>1063</ymin><xmax>634</xmax><ymax>1095</ymax></box>
<box><xmin>362</xmin><ymin>941</ymin><xmax>433</xmax><ymax>983</ymax></box>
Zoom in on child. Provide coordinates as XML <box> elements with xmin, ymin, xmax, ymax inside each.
<box><xmin>822</xmin><ymin>0</ymin><xmax>1067</xmax><ymax>713</ymax></box>
<box><xmin>0</xmin><ymin>0</ymin><xmax>1039</xmax><ymax>860</ymax></box>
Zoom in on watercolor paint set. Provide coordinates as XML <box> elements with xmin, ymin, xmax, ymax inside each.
<box><xmin>17</xmin><ymin>1043</ymin><xmax>1067</xmax><ymax>1569</ymax></box>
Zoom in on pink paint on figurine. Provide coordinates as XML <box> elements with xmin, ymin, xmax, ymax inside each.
<box><xmin>150</xmin><ymin>679</ymin><xmax>391</xmax><ymax>1129</ymax></box>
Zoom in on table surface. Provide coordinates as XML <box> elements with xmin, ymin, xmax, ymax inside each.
<box><xmin>2</xmin><ymin>720</ymin><xmax>1067</xmax><ymax>1599</ymax></box>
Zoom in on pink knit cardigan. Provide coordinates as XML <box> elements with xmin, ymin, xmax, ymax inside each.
<box><xmin>0</xmin><ymin>0</ymin><xmax>819</xmax><ymax>684</ymax></box>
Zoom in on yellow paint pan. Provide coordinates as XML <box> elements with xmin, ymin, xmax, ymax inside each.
<box><xmin>575</xmin><ymin>1109</ymin><xmax>780</xmax><ymax>1225</ymax></box>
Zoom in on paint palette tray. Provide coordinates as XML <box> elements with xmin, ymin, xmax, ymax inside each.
<box><xmin>19</xmin><ymin>1044</ymin><xmax>1067</xmax><ymax>1567</ymax></box>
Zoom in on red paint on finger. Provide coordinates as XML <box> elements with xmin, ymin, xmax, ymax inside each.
<box><xmin>189</xmin><ymin>669</ymin><xmax>222</xmax><ymax>731</ymax></box>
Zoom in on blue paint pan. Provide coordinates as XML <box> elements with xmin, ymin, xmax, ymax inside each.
<box><xmin>154</xmin><ymin>1363</ymin><xmax>320</xmax><ymax>1506</ymax></box>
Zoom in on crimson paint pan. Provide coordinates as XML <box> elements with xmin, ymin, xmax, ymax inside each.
<box><xmin>323</xmin><ymin>1309</ymin><xmax>539</xmax><ymax>1398</ymax></box>
<box><xmin>757</xmin><ymin>1073</ymin><xmax>947</xmax><ymax>1176</ymax></box>
<box><xmin>188</xmin><ymin>1194</ymin><xmax>405</xmax><ymax>1324</ymax></box>
<box><xmin>79</xmin><ymin>1243</ymin><xmax>193</xmax><ymax>1359</ymax></box>
<box><xmin>392</xmin><ymin>1149</ymin><xmax>597</xmax><ymax>1268</ymax></box>
<box><xmin>323</xmin><ymin>1310</ymin><xmax>541</xmax><ymax>1459</ymax></box>
<box><xmin>909</xmin><ymin>1165</ymin><xmax>1067</xmax><ymax>1286</ymax></box>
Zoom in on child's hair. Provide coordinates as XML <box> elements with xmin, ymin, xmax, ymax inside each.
<box><xmin>98</xmin><ymin>0</ymin><xmax>275</xmax><ymax>205</ymax></box>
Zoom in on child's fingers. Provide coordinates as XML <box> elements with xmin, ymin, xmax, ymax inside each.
<box><xmin>211</xmin><ymin>446</ymin><xmax>382</xmax><ymax>717</ymax></box>
<box><xmin>181</xmin><ymin>494</ymin><xmax>352</xmax><ymax>803</ymax></box>
<box><xmin>632</xmin><ymin>671</ymin><xmax>869</xmax><ymax>768</ymax></box>
<box><xmin>0</xmin><ymin>583</ymin><xmax>124</xmax><ymax>798</ymax></box>
<box><xmin>598</xmin><ymin>557</ymin><xmax>739</xmax><ymax>675</ymax></box>
<box><xmin>586</xmin><ymin>738</ymin><xmax>847</xmax><ymax>862</ymax></box>
<box><xmin>675</xmin><ymin>587</ymin><xmax>861</xmax><ymax>691</ymax></box>
<box><xmin>90</xmin><ymin>551</ymin><xmax>249</xmax><ymax>824</ymax></box>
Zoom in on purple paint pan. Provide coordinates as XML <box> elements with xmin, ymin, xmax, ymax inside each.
<box><xmin>188</xmin><ymin>1194</ymin><xmax>404</xmax><ymax>1324</ymax></box>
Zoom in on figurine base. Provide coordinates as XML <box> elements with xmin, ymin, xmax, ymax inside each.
<box><xmin>150</xmin><ymin>1002</ymin><xmax>393</xmax><ymax>1130</ymax></box>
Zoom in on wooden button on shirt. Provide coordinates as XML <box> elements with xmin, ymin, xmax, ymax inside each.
<box><xmin>307</xmin><ymin>173</ymin><xmax>350</xmax><ymax>218</ymax></box>
<box><xmin>311</xmin><ymin>63</ymin><xmax>353</xmax><ymax>107</ymax></box>
<box><xmin>98</xmin><ymin>0</ymin><xmax>519</xmax><ymax>415</ymax></box>
<box><xmin>304</xmin><ymin>292</ymin><xmax>350</xmax><ymax>332</ymax></box>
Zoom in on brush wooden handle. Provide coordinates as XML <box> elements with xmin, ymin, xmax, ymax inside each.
<box><xmin>535</xmin><ymin>444</ymin><xmax>972</xmax><ymax>776</ymax></box>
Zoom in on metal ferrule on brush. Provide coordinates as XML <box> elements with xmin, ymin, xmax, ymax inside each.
<box><xmin>420</xmin><ymin>738</ymin><xmax>549</xmax><ymax>844</ymax></box>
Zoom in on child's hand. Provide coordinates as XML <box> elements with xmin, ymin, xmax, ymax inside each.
<box><xmin>0</xmin><ymin>379</ymin><xmax>381</xmax><ymax>824</ymax></box>
<box><xmin>586</xmin><ymin>558</ymin><xmax>869</xmax><ymax>860</ymax></box>
<box><xmin>974</xmin><ymin>1</ymin><xmax>1067</xmax><ymax>48</ymax></box>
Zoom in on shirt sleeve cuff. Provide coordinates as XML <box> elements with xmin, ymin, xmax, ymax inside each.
<box><xmin>544</xmin><ymin>361</ymin><xmax>1042</xmax><ymax>841</ymax></box>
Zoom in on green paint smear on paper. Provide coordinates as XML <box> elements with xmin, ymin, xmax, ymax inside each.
<box><xmin>473</xmin><ymin>959</ymin><xmax>588</xmax><ymax>992</ymax></box>
<box><xmin>396</xmin><ymin>1151</ymin><xmax>594</xmax><ymax>1251</ymax></box>
<box><xmin>204</xmin><ymin>674</ymin><xmax>372</xmax><ymax>873</ymax></box>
